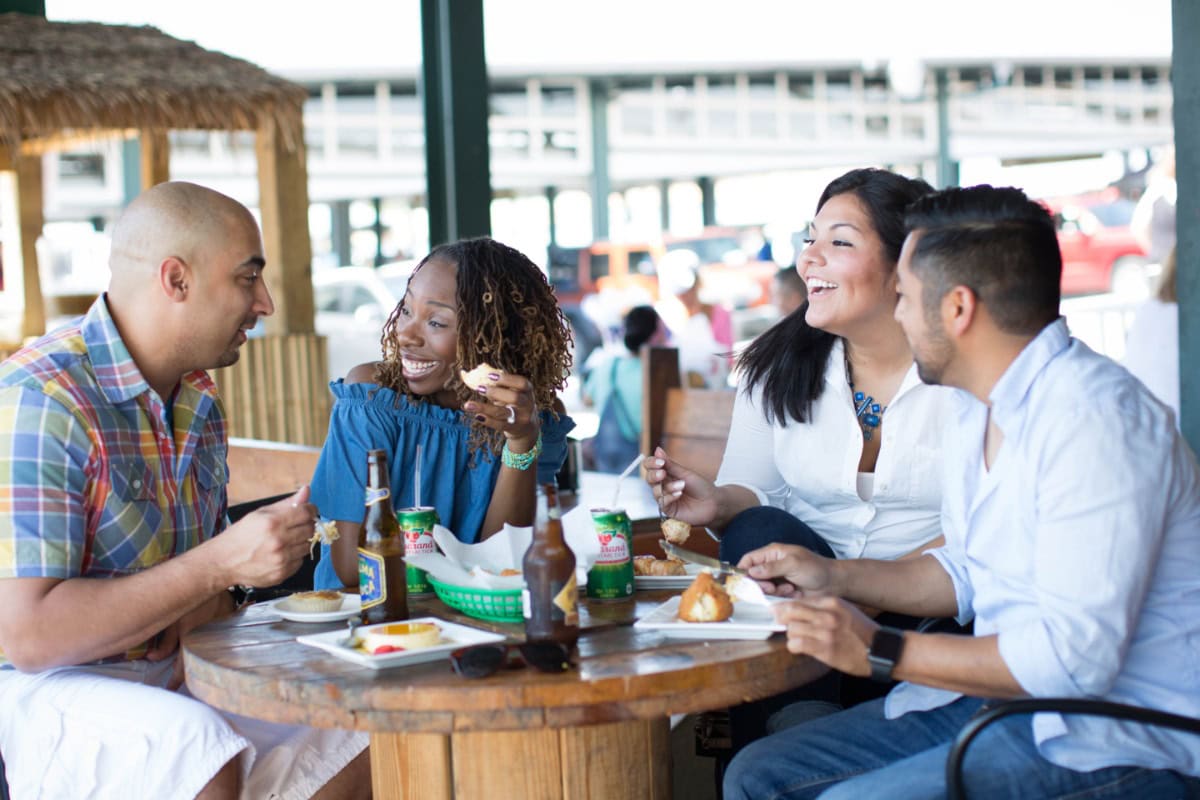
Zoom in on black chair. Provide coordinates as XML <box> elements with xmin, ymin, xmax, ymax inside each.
<box><xmin>945</xmin><ymin>698</ymin><xmax>1200</xmax><ymax>800</ymax></box>
<box><xmin>227</xmin><ymin>494</ymin><xmax>318</xmax><ymax>599</ymax></box>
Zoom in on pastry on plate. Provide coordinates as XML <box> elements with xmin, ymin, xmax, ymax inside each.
<box><xmin>633</xmin><ymin>555</ymin><xmax>687</xmax><ymax>576</ymax></box>
<box><xmin>677</xmin><ymin>572</ymin><xmax>733</xmax><ymax>623</ymax></box>
<box><xmin>660</xmin><ymin>517</ymin><xmax>692</xmax><ymax>545</ymax></box>
<box><xmin>459</xmin><ymin>362</ymin><xmax>500</xmax><ymax>391</ymax></box>
<box><xmin>283</xmin><ymin>590</ymin><xmax>344</xmax><ymax>613</ymax></box>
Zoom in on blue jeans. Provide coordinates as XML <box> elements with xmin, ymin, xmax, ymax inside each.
<box><xmin>723</xmin><ymin>696</ymin><xmax>1200</xmax><ymax>800</ymax></box>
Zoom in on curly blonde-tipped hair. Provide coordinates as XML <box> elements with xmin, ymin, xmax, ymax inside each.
<box><xmin>375</xmin><ymin>237</ymin><xmax>573</xmax><ymax>457</ymax></box>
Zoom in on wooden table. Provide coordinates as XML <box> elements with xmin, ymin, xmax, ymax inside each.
<box><xmin>183</xmin><ymin>593</ymin><xmax>823</xmax><ymax>800</ymax></box>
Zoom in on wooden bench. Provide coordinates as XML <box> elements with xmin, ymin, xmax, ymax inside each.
<box><xmin>630</xmin><ymin>346</ymin><xmax>736</xmax><ymax>557</ymax></box>
<box><xmin>226</xmin><ymin>437</ymin><xmax>321</xmax><ymax>506</ymax></box>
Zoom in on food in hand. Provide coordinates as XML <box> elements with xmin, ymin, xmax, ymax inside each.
<box><xmin>284</xmin><ymin>590</ymin><xmax>345</xmax><ymax>613</ymax></box>
<box><xmin>677</xmin><ymin>572</ymin><xmax>733</xmax><ymax>623</ymax></box>
<box><xmin>660</xmin><ymin>517</ymin><xmax>692</xmax><ymax>544</ymax></box>
<box><xmin>633</xmin><ymin>555</ymin><xmax>687</xmax><ymax>576</ymax></box>
<box><xmin>460</xmin><ymin>362</ymin><xmax>500</xmax><ymax>391</ymax></box>
<box><xmin>309</xmin><ymin>519</ymin><xmax>340</xmax><ymax>559</ymax></box>
<box><xmin>361</xmin><ymin>621</ymin><xmax>442</xmax><ymax>653</ymax></box>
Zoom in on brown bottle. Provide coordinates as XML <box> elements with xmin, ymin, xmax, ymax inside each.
<box><xmin>358</xmin><ymin>449</ymin><xmax>408</xmax><ymax>624</ymax></box>
<box><xmin>522</xmin><ymin>483</ymin><xmax>579</xmax><ymax>647</ymax></box>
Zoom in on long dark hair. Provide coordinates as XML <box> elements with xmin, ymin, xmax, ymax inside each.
<box><xmin>736</xmin><ymin>168</ymin><xmax>933</xmax><ymax>425</ymax></box>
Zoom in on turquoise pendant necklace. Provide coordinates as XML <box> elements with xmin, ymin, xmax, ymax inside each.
<box><xmin>846</xmin><ymin>356</ymin><xmax>885</xmax><ymax>441</ymax></box>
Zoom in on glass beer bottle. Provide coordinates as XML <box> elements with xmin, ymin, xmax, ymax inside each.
<box><xmin>358</xmin><ymin>449</ymin><xmax>408</xmax><ymax>624</ymax></box>
<box><xmin>522</xmin><ymin>483</ymin><xmax>579</xmax><ymax>647</ymax></box>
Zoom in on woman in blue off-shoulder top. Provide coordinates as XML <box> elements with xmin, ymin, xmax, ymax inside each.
<box><xmin>310</xmin><ymin>237</ymin><xmax>575</xmax><ymax>590</ymax></box>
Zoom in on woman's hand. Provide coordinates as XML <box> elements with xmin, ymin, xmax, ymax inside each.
<box><xmin>643</xmin><ymin>446</ymin><xmax>720</xmax><ymax>527</ymax></box>
<box><xmin>462</xmin><ymin>369</ymin><xmax>541</xmax><ymax>450</ymax></box>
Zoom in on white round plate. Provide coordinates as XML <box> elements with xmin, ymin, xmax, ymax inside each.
<box><xmin>271</xmin><ymin>593</ymin><xmax>361</xmax><ymax>623</ymax></box>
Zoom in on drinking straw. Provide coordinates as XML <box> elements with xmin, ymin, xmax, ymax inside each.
<box><xmin>611</xmin><ymin>452</ymin><xmax>647</xmax><ymax>510</ymax></box>
<box><xmin>415</xmin><ymin>443</ymin><xmax>423</xmax><ymax>508</ymax></box>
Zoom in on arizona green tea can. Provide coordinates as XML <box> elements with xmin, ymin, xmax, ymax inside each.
<box><xmin>396</xmin><ymin>506</ymin><xmax>439</xmax><ymax>596</ymax></box>
<box><xmin>586</xmin><ymin>507</ymin><xmax>634</xmax><ymax>600</ymax></box>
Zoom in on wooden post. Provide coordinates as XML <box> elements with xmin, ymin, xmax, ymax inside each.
<box><xmin>14</xmin><ymin>153</ymin><xmax>45</xmax><ymax>338</ymax></box>
<box><xmin>255</xmin><ymin>122</ymin><xmax>315</xmax><ymax>335</ymax></box>
<box><xmin>140</xmin><ymin>129</ymin><xmax>170</xmax><ymax>189</ymax></box>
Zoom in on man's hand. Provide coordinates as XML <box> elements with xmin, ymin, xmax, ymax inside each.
<box><xmin>738</xmin><ymin>543</ymin><xmax>835</xmax><ymax>597</ymax></box>
<box><xmin>774</xmin><ymin>595</ymin><xmax>880</xmax><ymax>677</ymax></box>
<box><xmin>213</xmin><ymin>486</ymin><xmax>317</xmax><ymax>589</ymax></box>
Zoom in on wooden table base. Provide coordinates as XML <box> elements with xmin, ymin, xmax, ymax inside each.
<box><xmin>369</xmin><ymin>718</ymin><xmax>671</xmax><ymax>800</ymax></box>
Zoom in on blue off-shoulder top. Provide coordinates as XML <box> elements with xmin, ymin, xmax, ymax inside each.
<box><xmin>309</xmin><ymin>381</ymin><xmax>575</xmax><ymax>590</ymax></box>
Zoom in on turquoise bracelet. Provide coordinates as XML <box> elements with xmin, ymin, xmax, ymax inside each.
<box><xmin>501</xmin><ymin>432</ymin><xmax>542</xmax><ymax>470</ymax></box>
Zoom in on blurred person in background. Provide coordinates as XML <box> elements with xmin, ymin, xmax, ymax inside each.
<box><xmin>1131</xmin><ymin>146</ymin><xmax>1176</xmax><ymax>270</ymax></box>
<box><xmin>656</xmin><ymin>249</ymin><xmax>730</xmax><ymax>388</ymax></box>
<box><xmin>309</xmin><ymin>237</ymin><xmax>575</xmax><ymax>590</ymax></box>
<box><xmin>644</xmin><ymin>168</ymin><xmax>953</xmax><ymax>749</ymax></box>
<box><xmin>581</xmin><ymin>305</ymin><xmax>668</xmax><ymax>473</ymax></box>
<box><xmin>1124</xmin><ymin>245</ymin><xmax>1180</xmax><ymax>424</ymax></box>
<box><xmin>771</xmin><ymin>265</ymin><xmax>808</xmax><ymax>317</ymax></box>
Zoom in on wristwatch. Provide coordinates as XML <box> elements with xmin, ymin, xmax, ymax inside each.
<box><xmin>227</xmin><ymin>585</ymin><xmax>255</xmax><ymax>609</ymax></box>
<box><xmin>867</xmin><ymin>626</ymin><xmax>906</xmax><ymax>682</ymax></box>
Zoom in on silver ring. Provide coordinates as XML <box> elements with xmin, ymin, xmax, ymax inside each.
<box><xmin>505</xmin><ymin>404</ymin><xmax>517</xmax><ymax>424</ymax></box>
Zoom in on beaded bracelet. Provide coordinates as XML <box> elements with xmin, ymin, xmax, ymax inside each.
<box><xmin>501</xmin><ymin>432</ymin><xmax>543</xmax><ymax>470</ymax></box>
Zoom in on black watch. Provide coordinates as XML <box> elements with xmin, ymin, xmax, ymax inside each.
<box><xmin>227</xmin><ymin>585</ymin><xmax>254</xmax><ymax>609</ymax></box>
<box><xmin>867</xmin><ymin>625</ymin><xmax>906</xmax><ymax>682</ymax></box>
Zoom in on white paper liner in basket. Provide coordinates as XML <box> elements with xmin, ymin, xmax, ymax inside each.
<box><xmin>404</xmin><ymin>506</ymin><xmax>603</xmax><ymax>592</ymax></box>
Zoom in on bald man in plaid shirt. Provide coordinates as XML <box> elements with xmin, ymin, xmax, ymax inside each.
<box><xmin>0</xmin><ymin>182</ymin><xmax>368</xmax><ymax>800</ymax></box>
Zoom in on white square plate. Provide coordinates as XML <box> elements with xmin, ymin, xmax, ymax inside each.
<box><xmin>296</xmin><ymin>616</ymin><xmax>507</xmax><ymax>669</ymax></box>
<box><xmin>633</xmin><ymin>563</ymin><xmax>703</xmax><ymax>591</ymax></box>
<box><xmin>634</xmin><ymin>596</ymin><xmax>786</xmax><ymax>640</ymax></box>
<box><xmin>270</xmin><ymin>593</ymin><xmax>361</xmax><ymax>623</ymax></box>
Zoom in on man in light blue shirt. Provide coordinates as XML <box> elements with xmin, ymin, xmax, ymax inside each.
<box><xmin>724</xmin><ymin>185</ymin><xmax>1200</xmax><ymax>799</ymax></box>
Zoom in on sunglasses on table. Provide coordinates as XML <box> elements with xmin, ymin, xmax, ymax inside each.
<box><xmin>449</xmin><ymin>641</ymin><xmax>573</xmax><ymax>679</ymax></box>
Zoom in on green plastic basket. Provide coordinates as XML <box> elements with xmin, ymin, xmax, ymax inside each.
<box><xmin>428</xmin><ymin>576</ymin><xmax>523</xmax><ymax>623</ymax></box>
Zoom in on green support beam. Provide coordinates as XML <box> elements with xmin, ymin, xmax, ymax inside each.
<box><xmin>1174</xmin><ymin>0</ymin><xmax>1199</xmax><ymax>453</ymax></box>
<box><xmin>419</xmin><ymin>0</ymin><xmax>491</xmax><ymax>246</ymax></box>
<box><xmin>698</xmin><ymin>176</ymin><xmax>716</xmax><ymax>227</ymax></box>
<box><xmin>0</xmin><ymin>0</ymin><xmax>44</xmax><ymax>15</ymax></box>
<box><xmin>545</xmin><ymin>185</ymin><xmax>558</xmax><ymax>247</ymax></box>
<box><xmin>589</xmin><ymin>80</ymin><xmax>611</xmax><ymax>241</ymax></box>
<box><xmin>935</xmin><ymin>69</ymin><xmax>960</xmax><ymax>189</ymax></box>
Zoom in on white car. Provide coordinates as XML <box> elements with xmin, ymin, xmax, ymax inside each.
<box><xmin>312</xmin><ymin>261</ymin><xmax>416</xmax><ymax>381</ymax></box>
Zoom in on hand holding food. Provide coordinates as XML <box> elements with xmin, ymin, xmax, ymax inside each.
<box><xmin>460</xmin><ymin>362</ymin><xmax>499</xmax><ymax>391</ymax></box>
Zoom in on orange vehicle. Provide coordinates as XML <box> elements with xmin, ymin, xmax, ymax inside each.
<box><xmin>547</xmin><ymin>240</ymin><xmax>663</xmax><ymax>307</ymax></box>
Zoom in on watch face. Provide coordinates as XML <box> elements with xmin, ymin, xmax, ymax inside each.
<box><xmin>868</xmin><ymin>627</ymin><xmax>905</xmax><ymax>682</ymax></box>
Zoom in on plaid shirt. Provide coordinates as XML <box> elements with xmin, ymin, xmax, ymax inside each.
<box><xmin>0</xmin><ymin>296</ymin><xmax>228</xmax><ymax>666</ymax></box>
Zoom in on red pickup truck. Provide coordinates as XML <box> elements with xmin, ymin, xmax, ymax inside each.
<box><xmin>1041</xmin><ymin>191</ymin><xmax>1150</xmax><ymax>297</ymax></box>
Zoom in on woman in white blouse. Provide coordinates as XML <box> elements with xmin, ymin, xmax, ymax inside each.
<box><xmin>645</xmin><ymin>168</ymin><xmax>957</xmax><ymax>746</ymax></box>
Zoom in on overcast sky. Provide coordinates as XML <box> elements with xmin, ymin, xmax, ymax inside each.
<box><xmin>45</xmin><ymin>1</ymin><xmax>1173</xmax><ymax>80</ymax></box>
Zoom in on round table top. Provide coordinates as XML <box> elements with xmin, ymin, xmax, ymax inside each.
<box><xmin>183</xmin><ymin>592</ymin><xmax>825</xmax><ymax>734</ymax></box>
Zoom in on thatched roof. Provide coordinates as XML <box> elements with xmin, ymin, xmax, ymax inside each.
<box><xmin>0</xmin><ymin>13</ymin><xmax>309</xmax><ymax>154</ymax></box>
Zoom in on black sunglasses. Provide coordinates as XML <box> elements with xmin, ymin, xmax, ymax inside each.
<box><xmin>450</xmin><ymin>641</ymin><xmax>573</xmax><ymax>679</ymax></box>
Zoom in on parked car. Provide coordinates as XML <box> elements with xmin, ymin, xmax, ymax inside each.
<box><xmin>312</xmin><ymin>261</ymin><xmax>415</xmax><ymax>380</ymax></box>
<box><xmin>1042</xmin><ymin>191</ymin><xmax>1151</xmax><ymax>297</ymax></box>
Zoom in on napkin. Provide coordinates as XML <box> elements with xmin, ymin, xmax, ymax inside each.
<box><xmin>405</xmin><ymin>506</ymin><xmax>603</xmax><ymax>591</ymax></box>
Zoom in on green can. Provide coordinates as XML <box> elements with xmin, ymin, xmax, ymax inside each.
<box><xmin>586</xmin><ymin>507</ymin><xmax>634</xmax><ymax>600</ymax></box>
<box><xmin>396</xmin><ymin>506</ymin><xmax>439</xmax><ymax>595</ymax></box>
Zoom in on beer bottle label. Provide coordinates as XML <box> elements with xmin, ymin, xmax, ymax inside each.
<box><xmin>358</xmin><ymin>548</ymin><xmax>387</xmax><ymax>610</ymax></box>
<box><xmin>554</xmin><ymin>573</ymin><xmax>579</xmax><ymax>626</ymax></box>
<box><xmin>521</xmin><ymin>573</ymin><xmax>579</xmax><ymax>627</ymax></box>
<box><xmin>365</xmin><ymin>486</ymin><xmax>391</xmax><ymax>506</ymax></box>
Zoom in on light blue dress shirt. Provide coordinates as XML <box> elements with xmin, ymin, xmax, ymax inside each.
<box><xmin>888</xmin><ymin>319</ymin><xmax>1200</xmax><ymax>776</ymax></box>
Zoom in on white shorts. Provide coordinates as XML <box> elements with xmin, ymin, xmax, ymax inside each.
<box><xmin>0</xmin><ymin>658</ymin><xmax>368</xmax><ymax>800</ymax></box>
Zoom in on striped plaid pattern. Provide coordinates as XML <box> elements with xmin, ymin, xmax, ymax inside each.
<box><xmin>0</xmin><ymin>296</ymin><xmax>228</xmax><ymax>666</ymax></box>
